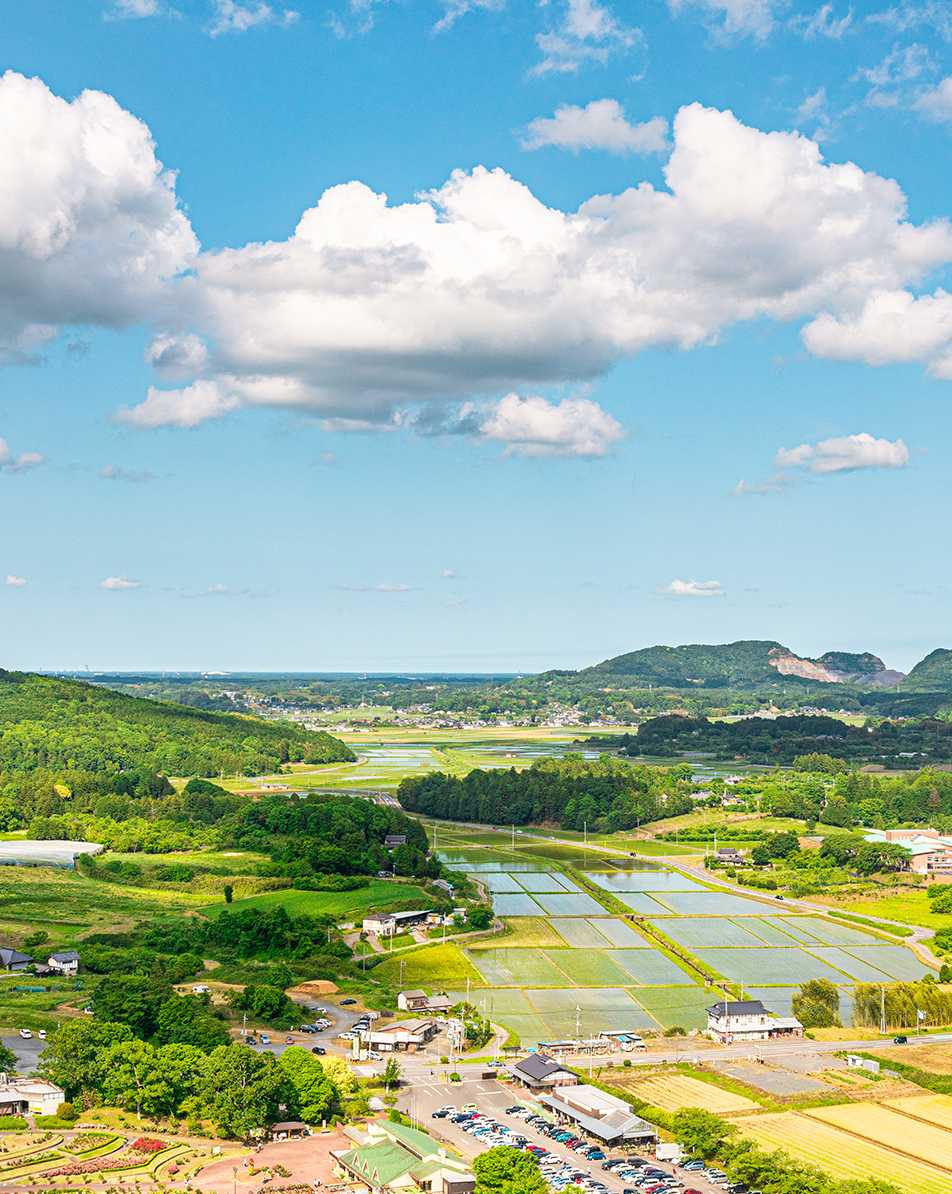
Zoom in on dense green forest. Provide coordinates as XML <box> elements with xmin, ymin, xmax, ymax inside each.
<box><xmin>0</xmin><ymin>669</ymin><xmax>353</xmax><ymax>779</ymax></box>
<box><xmin>397</xmin><ymin>755</ymin><xmax>695</xmax><ymax>830</ymax></box>
<box><xmin>607</xmin><ymin>713</ymin><xmax>952</xmax><ymax>767</ymax></box>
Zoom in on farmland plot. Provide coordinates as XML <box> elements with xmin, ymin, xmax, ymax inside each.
<box><xmin>651</xmin><ymin>918</ymin><xmax>764</xmax><ymax>949</ymax></box>
<box><xmin>650</xmin><ymin>891</ymin><xmax>784</xmax><ymax>916</ymax></box>
<box><xmin>477</xmin><ymin>872</ymin><xmax>524</xmax><ymax>893</ymax></box>
<box><xmin>550</xmin><ymin>918</ymin><xmax>615</xmax><ymax>949</ymax></box>
<box><xmin>590</xmin><ymin>918</ymin><xmax>650</xmax><ymax>948</ymax></box>
<box><xmin>466</xmin><ymin>947</ymin><xmax>566</xmax><ymax>986</ymax></box>
<box><xmin>518</xmin><ymin>872</ymin><xmax>573</xmax><ymax>892</ymax></box>
<box><xmin>631</xmin><ymin>985</ymin><xmax>720</xmax><ymax>1030</ymax></box>
<box><xmin>884</xmin><ymin>1094</ymin><xmax>952</xmax><ymax>1131</ymax></box>
<box><xmin>587</xmin><ymin>871</ymin><xmax>705</xmax><ymax>892</ymax></box>
<box><xmin>784</xmin><ymin>917</ymin><xmax>882</xmax><ymax>947</ymax></box>
<box><xmin>743</xmin><ymin>918</ymin><xmax>801</xmax><ymax>945</ymax></box>
<box><xmin>807</xmin><ymin>1103</ymin><xmax>952</xmax><ymax>1171</ymax></box>
<box><xmin>740</xmin><ymin>1112</ymin><xmax>949</xmax><ymax>1194</ymax></box>
<box><xmin>623</xmin><ymin>1073</ymin><xmax>758</xmax><ymax>1115</ymax></box>
<box><xmin>615</xmin><ymin>892</ymin><xmax>670</xmax><ymax>914</ymax></box>
<box><xmin>527</xmin><ymin>987</ymin><xmax>656</xmax><ymax>1036</ymax></box>
<box><xmin>541</xmin><ymin>948</ymin><xmax>632</xmax><ymax>986</ymax></box>
<box><xmin>533</xmin><ymin>891</ymin><xmax>607</xmax><ymax>916</ymax></box>
<box><xmin>844</xmin><ymin>945</ymin><xmax>932</xmax><ymax>981</ymax></box>
<box><xmin>694</xmin><ymin>947</ymin><xmax>847</xmax><ymax>985</ymax></box>
<box><xmin>610</xmin><ymin>948</ymin><xmax>695</xmax><ymax>985</ymax></box>
<box><xmin>492</xmin><ymin>892</ymin><xmax>543</xmax><ymax>917</ymax></box>
<box><xmin>803</xmin><ymin>946</ymin><xmax>896</xmax><ymax>982</ymax></box>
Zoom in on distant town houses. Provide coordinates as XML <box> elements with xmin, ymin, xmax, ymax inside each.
<box><xmin>396</xmin><ymin>990</ymin><xmax>452</xmax><ymax>1015</ymax></box>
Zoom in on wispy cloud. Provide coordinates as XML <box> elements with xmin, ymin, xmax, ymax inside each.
<box><xmin>330</xmin><ymin>582</ymin><xmax>413</xmax><ymax>592</ymax></box>
<box><xmin>790</xmin><ymin>3</ymin><xmax>853</xmax><ymax>38</ymax></box>
<box><xmin>533</xmin><ymin>0</ymin><xmax>641</xmax><ymax>75</ymax></box>
<box><xmin>99</xmin><ymin>466</ymin><xmax>157</xmax><ymax>482</ymax></box>
<box><xmin>658</xmin><ymin>579</ymin><xmax>725</xmax><ymax>597</ymax></box>
<box><xmin>111</xmin><ymin>381</ymin><xmax>240</xmax><ymax>429</ymax></box>
<box><xmin>441</xmin><ymin>570</ymin><xmax>460</xmax><ymax>579</ymax></box>
<box><xmin>207</xmin><ymin>0</ymin><xmax>298</xmax><ymax>35</ymax></box>
<box><xmin>100</xmin><ymin>575</ymin><xmax>142</xmax><ymax>590</ymax></box>
<box><xmin>4</xmin><ymin>575</ymin><xmax>25</xmax><ymax>587</ymax></box>
<box><xmin>521</xmin><ymin>100</ymin><xmax>668</xmax><ymax>155</ymax></box>
<box><xmin>668</xmin><ymin>0</ymin><xmax>778</xmax><ymax>39</ymax></box>
<box><xmin>107</xmin><ymin>0</ymin><xmax>163</xmax><ymax>16</ymax></box>
<box><xmin>313</xmin><ymin>451</ymin><xmax>343</xmax><ymax>466</ymax></box>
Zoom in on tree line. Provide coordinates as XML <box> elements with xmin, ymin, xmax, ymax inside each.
<box><xmin>397</xmin><ymin>755</ymin><xmax>695</xmax><ymax>831</ymax></box>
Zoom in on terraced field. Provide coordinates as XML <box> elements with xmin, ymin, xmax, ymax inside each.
<box><xmin>806</xmin><ymin>1102</ymin><xmax>952</xmax><ymax>1170</ymax></box>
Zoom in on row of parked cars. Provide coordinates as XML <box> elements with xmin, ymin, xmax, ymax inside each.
<box><xmin>668</xmin><ymin>1161</ymin><xmax>760</xmax><ymax>1194</ymax></box>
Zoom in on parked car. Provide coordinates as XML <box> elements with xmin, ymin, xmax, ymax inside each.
<box><xmin>340</xmin><ymin>998</ymin><xmax>357</xmax><ymax>1005</ymax></box>
<box><xmin>260</xmin><ymin>1033</ymin><xmax>271</xmax><ymax>1044</ymax></box>
<box><xmin>37</xmin><ymin>1030</ymin><xmax>46</xmax><ymax>1040</ymax></box>
<box><xmin>246</xmin><ymin>1035</ymin><xmax>257</xmax><ymax>1045</ymax></box>
<box><xmin>462</xmin><ymin>1103</ymin><xmax>478</xmax><ymax>1112</ymax></box>
<box><xmin>311</xmin><ymin>1046</ymin><xmax>326</xmax><ymax>1055</ymax></box>
<box><xmin>299</xmin><ymin>1024</ymin><xmax>317</xmax><ymax>1033</ymax></box>
<box><xmin>18</xmin><ymin>1029</ymin><xmax>31</xmax><ymax>1039</ymax></box>
<box><xmin>894</xmin><ymin>1035</ymin><xmax>908</xmax><ymax>1044</ymax></box>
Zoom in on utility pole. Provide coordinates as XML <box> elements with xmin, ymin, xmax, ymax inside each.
<box><xmin>880</xmin><ymin>984</ymin><xmax>886</xmax><ymax>1036</ymax></box>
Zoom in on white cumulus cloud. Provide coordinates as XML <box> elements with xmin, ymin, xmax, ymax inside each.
<box><xmin>100</xmin><ymin>575</ymin><xmax>142</xmax><ymax>589</ymax></box>
<box><xmin>4</xmin><ymin>575</ymin><xmax>25</xmax><ymax>586</ymax></box>
<box><xmin>0</xmin><ymin>72</ymin><xmax>196</xmax><ymax>362</ymax></box>
<box><xmin>774</xmin><ymin>432</ymin><xmax>910</xmax><ymax>473</ymax></box>
<box><xmin>111</xmin><ymin>381</ymin><xmax>240</xmax><ymax>428</ymax></box>
<box><xmin>138</xmin><ymin>103</ymin><xmax>952</xmax><ymax>432</ymax></box>
<box><xmin>522</xmin><ymin>100</ymin><xmax>668</xmax><ymax>155</ymax></box>
<box><xmin>0</xmin><ymin>439</ymin><xmax>46</xmax><ymax>474</ymax></box>
<box><xmin>801</xmin><ymin>289</ymin><xmax>952</xmax><ymax>376</ymax></box>
<box><xmin>478</xmin><ymin>394</ymin><xmax>626</xmax><ymax>457</ymax></box>
<box><xmin>659</xmin><ymin>579</ymin><xmax>725</xmax><ymax>596</ymax></box>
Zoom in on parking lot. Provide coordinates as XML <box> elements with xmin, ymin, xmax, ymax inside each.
<box><xmin>395</xmin><ymin>1074</ymin><xmax>749</xmax><ymax>1194</ymax></box>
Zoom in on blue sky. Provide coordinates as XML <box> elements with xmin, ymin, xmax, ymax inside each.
<box><xmin>2</xmin><ymin>0</ymin><xmax>952</xmax><ymax>674</ymax></box>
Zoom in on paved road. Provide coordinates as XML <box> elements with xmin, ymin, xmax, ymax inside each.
<box><xmin>2</xmin><ymin>1034</ymin><xmax>45</xmax><ymax>1074</ymax></box>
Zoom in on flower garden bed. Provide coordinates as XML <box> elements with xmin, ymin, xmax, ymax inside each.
<box><xmin>0</xmin><ymin>1150</ymin><xmax>64</xmax><ymax>1175</ymax></box>
<box><xmin>65</xmin><ymin>1134</ymin><xmax>121</xmax><ymax>1158</ymax></box>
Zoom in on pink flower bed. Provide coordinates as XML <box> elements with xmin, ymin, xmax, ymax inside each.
<box><xmin>44</xmin><ymin>1159</ymin><xmax>144</xmax><ymax>1177</ymax></box>
<box><xmin>131</xmin><ymin>1138</ymin><xmax>167</xmax><ymax>1153</ymax></box>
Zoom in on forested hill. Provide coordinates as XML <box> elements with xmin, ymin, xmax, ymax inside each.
<box><xmin>580</xmin><ymin>640</ymin><xmax>902</xmax><ymax>690</ymax></box>
<box><xmin>0</xmin><ymin>668</ymin><xmax>354</xmax><ymax>777</ymax></box>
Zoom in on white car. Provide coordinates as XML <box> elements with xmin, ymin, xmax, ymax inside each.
<box><xmin>18</xmin><ymin>1029</ymin><xmax>31</xmax><ymax>1039</ymax></box>
<box><xmin>37</xmin><ymin>1030</ymin><xmax>46</xmax><ymax>1040</ymax></box>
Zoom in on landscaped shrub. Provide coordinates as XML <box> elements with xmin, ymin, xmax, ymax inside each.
<box><xmin>130</xmin><ymin>1139</ymin><xmax>167</xmax><ymax>1154</ymax></box>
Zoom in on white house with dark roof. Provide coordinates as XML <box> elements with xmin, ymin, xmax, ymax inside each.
<box><xmin>706</xmin><ymin>999</ymin><xmax>802</xmax><ymax>1043</ymax></box>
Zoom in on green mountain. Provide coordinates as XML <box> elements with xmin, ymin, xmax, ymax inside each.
<box><xmin>0</xmin><ymin>669</ymin><xmax>354</xmax><ymax>776</ymax></box>
<box><xmin>900</xmin><ymin>649</ymin><xmax>952</xmax><ymax>692</ymax></box>
<box><xmin>583</xmin><ymin>640</ymin><xmax>904</xmax><ymax>690</ymax></box>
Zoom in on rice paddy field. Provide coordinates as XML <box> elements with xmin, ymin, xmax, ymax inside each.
<box><xmin>619</xmin><ymin>1072</ymin><xmax>760</xmax><ymax>1115</ymax></box>
<box><xmin>430</xmin><ymin>829</ymin><xmax>932</xmax><ymax>1044</ymax></box>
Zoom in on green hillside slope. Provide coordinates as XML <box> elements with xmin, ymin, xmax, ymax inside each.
<box><xmin>0</xmin><ymin>669</ymin><xmax>354</xmax><ymax>776</ymax></box>
<box><xmin>583</xmin><ymin>640</ymin><xmax>797</xmax><ymax>689</ymax></box>
<box><xmin>901</xmin><ymin>649</ymin><xmax>952</xmax><ymax>692</ymax></box>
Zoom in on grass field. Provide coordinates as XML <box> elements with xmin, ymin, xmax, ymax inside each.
<box><xmin>466</xmin><ymin>947</ymin><xmax>569</xmax><ymax>987</ymax></box>
<box><xmin>472</xmin><ymin>917</ymin><xmax>566</xmax><ymax>949</ymax></box>
<box><xmin>370</xmin><ymin>943</ymin><xmax>483</xmax><ymax>988</ymax></box>
<box><xmin>740</xmin><ymin>1112</ymin><xmax>949</xmax><ymax>1194</ymax></box>
<box><xmin>813</xmin><ymin>891</ymin><xmax>952</xmax><ymax>932</ymax></box>
<box><xmin>622</xmin><ymin>1072</ymin><xmax>759</xmax><ymax>1115</ymax></box>
<box><xmin>202</xmin><ymin>879</ymin><xmax>431</xmax><ymax>919</ymax></box>
<box><xmin>870</xmin><ymin>1042</ymin><xmax>952</xmax><ymax>1074</ymax></box>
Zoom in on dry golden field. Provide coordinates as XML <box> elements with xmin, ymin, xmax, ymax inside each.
<box><xmin>806</xmin><ymin>1101</ymin><xmax>952</xmax><ymax>1170</ymax></box>
<box><xmin>740</xmin><ymin>1112</ymin><xmax>949</xmax><ymax>1194</ymax></box>
<box><xmin>622</xmin><ymin>1073</ymin><xmax>759</xmax><ymax>1115</ymax></box>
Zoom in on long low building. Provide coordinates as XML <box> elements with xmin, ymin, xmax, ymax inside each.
<box><xmin>337</xmin><ymin>1118</ymin><xmax>475</xmax><ymax>1194</ymax></box>
<box><xmin>359</xmin><ymin>1018</ymin><xmax>439</xmax><ymax>1052</ymax></box>
<box><xmin>0</xmin><ymin>1075</ymin><xmax>65</xmax><ymax>1117</ymax></box>
<box><xmin>538</xmin><ymin>1085</ymin><xmax>657</xmax><ymax>1145</ymax></box>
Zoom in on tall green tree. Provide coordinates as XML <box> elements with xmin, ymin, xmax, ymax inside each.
<box><xmin>101</xmin><ymin>1040</ymin><xmax>173</xmax><ymax>1120</ymax></box>
<box><xmin>39</xmin><ymin>1020</ymin><xmax>134</xmax><ymax>1097</ymax></box>
<box><xmin>196</xmin><ymin>1044</ymin><xmax>287</xmax><ymax>1138</ymax></box>
<box><xmin>473</xmin><ymin>1147</ymin><xmax>547</xmax><ymax>1194</ymax></box>
<box><xmin>278</xmin><ymin>1046</ymin><xmax>337</xmax><ymax>1123</ymax></box>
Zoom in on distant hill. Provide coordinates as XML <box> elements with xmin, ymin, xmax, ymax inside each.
<box><xmin>900</xmin><ymin>649</ymin><xmax>952</xmax><ymax>692</ymax></box>
<box><xmin>0</xmin><ymin>669</ymin><xmax>355</xmax><ymax>776</ymax></box>
<box><xmin>583</xmin><ymin>640</ymin><xmax>905</xmax><ymax>690</ymax></box>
